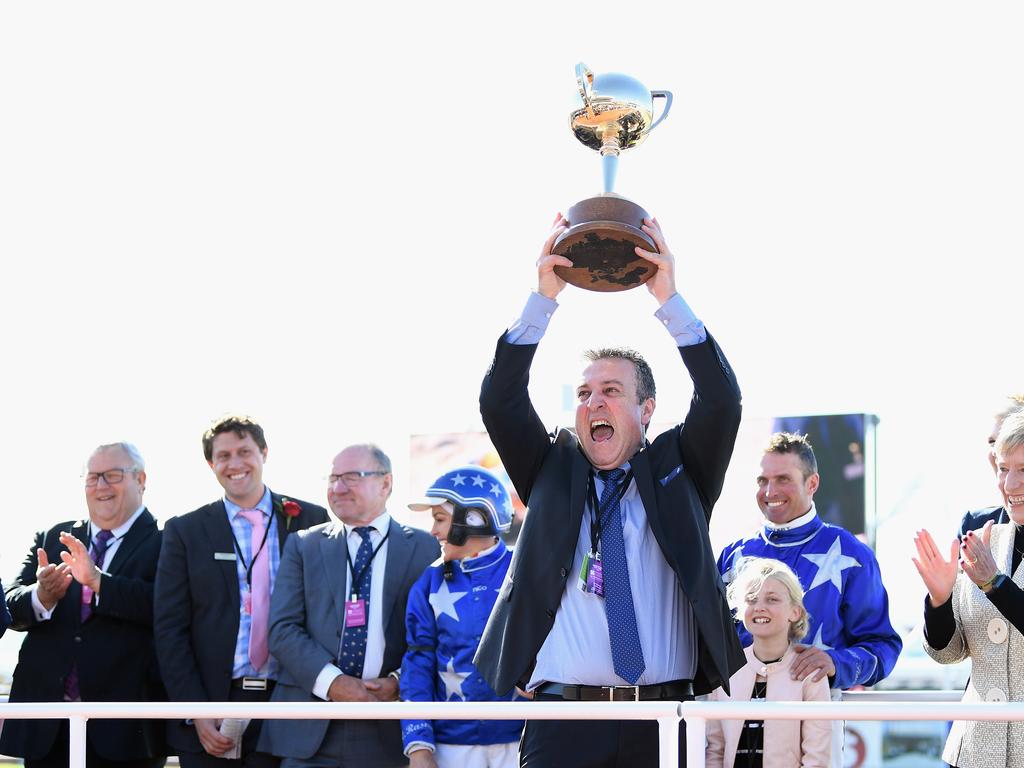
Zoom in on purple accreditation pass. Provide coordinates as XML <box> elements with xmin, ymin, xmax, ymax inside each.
<box><xmin>345</xmin><ymin>598</ymin><xmax>367</xmax><ymax>627</ymax></box>
<box><xmin>586</xmin><ymin>559</ymin><xmax>604</xmax><ymax>597</ymax></box>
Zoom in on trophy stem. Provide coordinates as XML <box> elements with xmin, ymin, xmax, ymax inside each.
<box><xmin>602</xmin><ymin>153</ymin><xmax>618</xmax><ymax>194</ymax></box>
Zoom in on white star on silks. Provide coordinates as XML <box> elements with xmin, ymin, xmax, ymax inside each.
<box><xmin>451</xmin><ymin>474</ymin><xmax>466</xmax><ymax>486</ymax></box>
<box><xmin>802</xmin><ymin>537</ymin><xmax>861</xmax><ymax>592</ymax></box>
<box><xmin>471</xmin><ymin>474</ymin><xmax>486</xmax><ymax>487</ymax></box>
<box><xmin>490</xmin><ymin>482</ymin><xmax>501</xmax><ymax>497</ymax></box>
<box><xmin>428</xmin><ymin>579</ymin><xmax>468</xmax><ymax>621</ymax></box>
<box><xmin>439</xmin><ymin>656</ymin><xmax>469</xmax><ymax>701</ymax></box>
<box><xmin>810</xmin><ymin>624</ymin><xmax>833</xmax><ymax>651</ymax></box>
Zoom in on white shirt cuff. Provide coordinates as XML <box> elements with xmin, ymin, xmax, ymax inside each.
<box><xmin>405</xmin><ymin>741</ymin><xmax>436</xmax><ymax>756</ymax></box>
<box><xmin>313</xmin><ymin>663</ymin><xmax>344</xmax><ymax>701</ymax></box>
<box><xmin>30</xmin><ymin>585</ymin><xmax>56</xmax><ymax>621</ymax></box>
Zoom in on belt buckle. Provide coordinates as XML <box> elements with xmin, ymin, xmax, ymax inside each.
<box><xmin>241</xmin><ymin>677</ymin><xmax>267</xmax><ymax>691</ymax></box>
<box><xmin>605</xmin><ymin>686</ymin><xmax>640</xmax><ymax>702</ymax></box>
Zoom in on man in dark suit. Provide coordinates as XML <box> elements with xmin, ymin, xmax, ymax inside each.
<box><xmin>475</xmin><ymin>216</ymin><xmax>745</xmax><ymax>768</ymax></box>
<box><xmin>2</xmin><ymin>441</ymin><xmax>166</xmax><ymax>768</ymax></box>
<box><xmin>154</xmin><ymin>416</ymin><xmax>328</xmax><ymax>768</ymax></box>
<box><xmin>959</xmin><ymin>395</ymin><xmax>1024</xmax><ymax>537</ymax></box>
<box><xmin>0</xmin><ymin>580</ymin><xmax>10</xmax><ymax>636</ymax></box>
<box><xmin>258</xmin><ymin>443</ymin><xmax>440</xmax><ymax>768</ymax></box>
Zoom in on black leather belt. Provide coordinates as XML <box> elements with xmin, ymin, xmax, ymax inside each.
<box><xmin>536</xmin><ymin>680</ymin><xmax>693</xmax><ymax>702</ymax></box>
<box><xmin>231</xmin><ymin>677</ymin><xmax>275</xmax><ymax>692</ymax></box>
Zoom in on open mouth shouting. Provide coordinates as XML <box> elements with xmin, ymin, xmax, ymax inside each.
<box><xmin>591</xmin><ymin>419</ymin><xmax>614</xmax><ymax>443</ymax></box>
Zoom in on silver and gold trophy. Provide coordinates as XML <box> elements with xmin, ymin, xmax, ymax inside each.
<box><xmin>553</xmin><ymin>63</ymin><xmax>673</xmax><ymax>291</ymax></box>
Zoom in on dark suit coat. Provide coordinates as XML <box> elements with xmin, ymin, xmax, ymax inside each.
<box><xmin>960</xmin><ymin>505</ymin><xmax>1009</xmax><ymax>538</ymax></box>
<box><xmin>153</xmin><ymin>491</ymin><xmax>328</xmax><ymax>755</ymax></box>
<box><xmin>475</xmin><ymin>332</ymin><xmax>746</xmax><ymax>697</ymax></box>
<box><xmin>258</xmin><ymin>517</ymin><xmax>440</xmax><ymax>761</ymax></box>
<box><xmin>0</xmin><ymin>579</ymin><xmax>10</xmax><ymax>637</ymax></box>
<box><xmin>1</xmin><ymin>510</ymin><xmax>166</xmax><ymax>761</ymax></box>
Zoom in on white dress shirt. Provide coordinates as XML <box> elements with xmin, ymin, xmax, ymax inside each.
<box><xmin>528</xmin><ymin>471</ymin><xmax>696</xmax><ymax>688</ymax></box>
<box><xmin>312</xmin><ymin>512</ymin><xmax>392</xmax><ymax>699</ymax></box>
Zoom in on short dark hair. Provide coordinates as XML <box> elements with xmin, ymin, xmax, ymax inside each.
<box><xmin>764</xmin><ymin>432</ymin><xmax>818</xmax><ymax>479</ymax></box>
<box><xmin>203</xmin><ymin>415</ymin><xmax>267</xmax><ymax>462</ymax></box>
<box><xmin>582</xmin><ymin>347</ymin><xmax>656</xmax><ymax>403</ymax></box>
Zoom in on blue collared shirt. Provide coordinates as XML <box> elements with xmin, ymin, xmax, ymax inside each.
<box><xmin>225</xmin><ymin>487</ymin><xmax>281</xmax><ymax>679</ymax></box>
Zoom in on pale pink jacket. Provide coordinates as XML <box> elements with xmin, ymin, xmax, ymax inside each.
<box><xmin>706</xmin><ymin>645</ymin><xmax>831</xmax><ymax>768</ymax></box>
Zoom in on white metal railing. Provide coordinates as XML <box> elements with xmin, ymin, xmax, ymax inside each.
<box><xmin>0</xmin><ymin>700</ymin><xmax>682</xmax><ymax>768</ymax></box>
<box><xmin>682</xmin><ymin>699</ymin><xmax>1024</xmax><ymax>768</ymax></box>
<box><xmin>1</xmin><ymin>694</ymin><xmax>1016</xmax><ymax>768</ymax></box>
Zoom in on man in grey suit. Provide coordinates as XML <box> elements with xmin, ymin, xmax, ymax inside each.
<box><xmin>259</xmin><ymin>444</ymin><xmax>440</xmax><ymax>768</ymax></box>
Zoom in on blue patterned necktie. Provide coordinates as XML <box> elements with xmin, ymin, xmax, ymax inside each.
<box><xmin>339</xmin><ymin>526</ymin><xmax>374</xmax><ymax>677</ymax></box>
<box><xmin>598</xmin><ymin>468</ymin><xmax>646</xmax><ymax>684</ymax></box>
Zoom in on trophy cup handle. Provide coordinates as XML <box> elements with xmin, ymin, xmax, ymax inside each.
<box><xmin>576</xmin><ymin>62</ymin><xmax>594</xmax><ymax>111</ymax></box>
<box><xmin>649</xmin><ymin>90</ymin><xmax>673</xmax><ymax>131</ymax></box>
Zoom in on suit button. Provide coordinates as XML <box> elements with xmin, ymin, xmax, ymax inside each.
<box><xmin>985</xmin><ymin>687</ymin><xmax>1007</xmax><ymax>703</ymax></box>
<box><xmin>74</xmin><ymin>636</ymin><xmax>82</xmax><ymax>644</ymax></box>
<box><xmin>560</xmin><ymin>568</ymin><xmax>568</xmax><ymax>579</ymax></box>
<box><xmin>545</xmin><ymin>609</ymin><xmax>554</xmax><ymax>619</ymax></box>
<box><xmin>987</xmin><ymin>617</ymin><xmax>1008</xmax><ymax>644</ymax></box>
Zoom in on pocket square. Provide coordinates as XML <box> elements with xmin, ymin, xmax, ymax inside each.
<box><xmin>659</xmin><ymin>465</ymin><xmax>683</xmax><ymax>486</ymax></box>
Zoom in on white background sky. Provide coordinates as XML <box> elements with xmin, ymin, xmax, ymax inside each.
<box><xmin>1</xmin><ymin>2</ymin><xmax>1021</xmax><ymax>676</ymax></box>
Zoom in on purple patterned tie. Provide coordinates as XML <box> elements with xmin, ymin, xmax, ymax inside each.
<box><xmin>64</xmin><ymin>529</ymin><xmax>115</xmax><ymax>701</ymax></box>
<box><xmin>79</xmin><ymin>529</ymin><xmax>114</xmax><ymax>622</ymax></box>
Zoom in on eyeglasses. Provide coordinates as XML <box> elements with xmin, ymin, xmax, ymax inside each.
<box><xmin>84</xmin><ymin>468</ymin><xmax>138</xmax><ymax>487</ymax></box>
<box><xmin>327</xmin><ymin>470</ymin><xmax>389</xmax><ymax>486</ymax></box>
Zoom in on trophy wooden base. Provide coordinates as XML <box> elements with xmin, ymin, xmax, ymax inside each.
<box><xmin>552</xmin><ymin>194</ymin><xmax>657</xmax><ymax>292</ymax></box>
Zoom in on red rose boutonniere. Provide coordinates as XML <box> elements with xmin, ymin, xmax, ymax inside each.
<box><xmin>281</xmin><ymin>499</ymin><xmax>301</xmax><ymax>531</ymax></box>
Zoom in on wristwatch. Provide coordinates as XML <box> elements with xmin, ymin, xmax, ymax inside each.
<box><xmin>981</xmin><ymin>574</ymin><xmax>1007</xmax><ymax>594</ymax></box>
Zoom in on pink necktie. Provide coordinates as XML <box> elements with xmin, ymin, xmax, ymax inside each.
<box><xmin>238</xmin><ymin>509</ymin><xmax>270</xmax><ymax>671</ymax></box>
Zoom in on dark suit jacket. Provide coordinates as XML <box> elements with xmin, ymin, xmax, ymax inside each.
<box><xmin>1</xmin><ymin>510</ymin><xmax>166</xmax><ymax>761</ymax></box>
<box><xmin>0</xmin><ymin>579</ymin><xmax>10</xmax><ymax>637</ymax></box>
<box><xmin>153</xmin><ymin>491</ymin><xmax>328</xmax><ymax>755</ymax></box>
<box><xmin>475</xmin><ymin>332</ymin><xmax>746</xmax><ymax>697</ymax></box>
<box><xmin>960</xmin><ymin>505</ymin><xmax>1009</xmax><ymax>538</ymax></box>
<box><xmin>258</xmin><ymin>516</ymin><xmax>440</xmax><ymax>761</ymax></box>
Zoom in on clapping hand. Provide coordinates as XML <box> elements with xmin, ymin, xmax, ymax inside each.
<box><xmin>35</xmin><ymin>548</ymin><xmax>72</xmax><ymax>610</ymax></box>
<box><xmin>960</xmin><ymin>521</ymin><xmax>999</xmax><ymax>588</ymax></box>
<box><xmin>59</xmin><ymin>531</ymin><xmax>102</xmax><ymax>593</ymax></box>
<box><xmin>912</xmin><ymin>528</ymin><xmax>959</xmax><ymax>607</ymax></box>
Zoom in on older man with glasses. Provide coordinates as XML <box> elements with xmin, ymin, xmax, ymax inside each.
<box><xmin>2</xmin><ymin>441</ymin><xmax>168</xmax><ymax>768</ymax></box>
<box><xmin>257</xmin><ymin>443</ymin><xmax>439</xmax><ymax>768</ymax></box>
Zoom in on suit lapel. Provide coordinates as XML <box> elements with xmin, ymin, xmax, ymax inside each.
<box><xmin>202</xmin><ymin>501</ymin><xmax>241</xmax><ymax>606</ymax></box>
<box><xmin>66</xmin><ymin>520</ymin><xmax>90</xmax><ymax>614</ymax></box>
<box><xmin>381</xmin><ymin>518</ymin><xmax>412</xmax><ymax>639</ymax></box>
<box><xmin>631</xmin><ymin>447</ymin><xmax>667</xmax><ymax>545</ymax></box>
<box><xmin>568</xmin><ymin>449</ymin><xmax>589</xmax><ymax>532</ymax></box>
<box><xmin>104</xmin><ymin>509</ymin><xmax>155</xmax><ymax>575</ymax></box>
<box><xmin>319</xmin><ymin>522</ymin><xmax>348</xmax><ymax>629</ymax></box>
<box><xmin>271</xmin><ymin>492</ymin><xmax>287</xmax><ymax>551</ymax></box>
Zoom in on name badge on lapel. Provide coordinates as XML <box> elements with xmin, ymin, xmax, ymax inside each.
<box><xmin>214</xmin><ymin>552</ymin><xmax>237</xmax><ymax>561</ymax></box>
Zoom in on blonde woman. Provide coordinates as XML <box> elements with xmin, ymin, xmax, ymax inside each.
<box><xmin>706</xmin><ymin>558</ymin><xmax>831</xmax><ymax>768</ymax></box>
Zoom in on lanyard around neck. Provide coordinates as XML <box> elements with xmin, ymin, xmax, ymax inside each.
<box><xmin>586</xmin><ymin>469</ymin><xmax>634</xmax><ymax>555</ymax></box>
<box><xmin>228</xmin><ymin>513</ymin><xmax>273</xmax><ymax>590</ymax></box>
<box><xmin>344</xmin><ymin>527</ymin><xmax>391</xmax><ymax>600</ymax></box>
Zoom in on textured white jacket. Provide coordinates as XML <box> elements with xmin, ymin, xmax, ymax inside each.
<box><xmin>924</xmin><ymin>523</ymin><xmax>1024</xmax><ymax>768</ymax></box>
